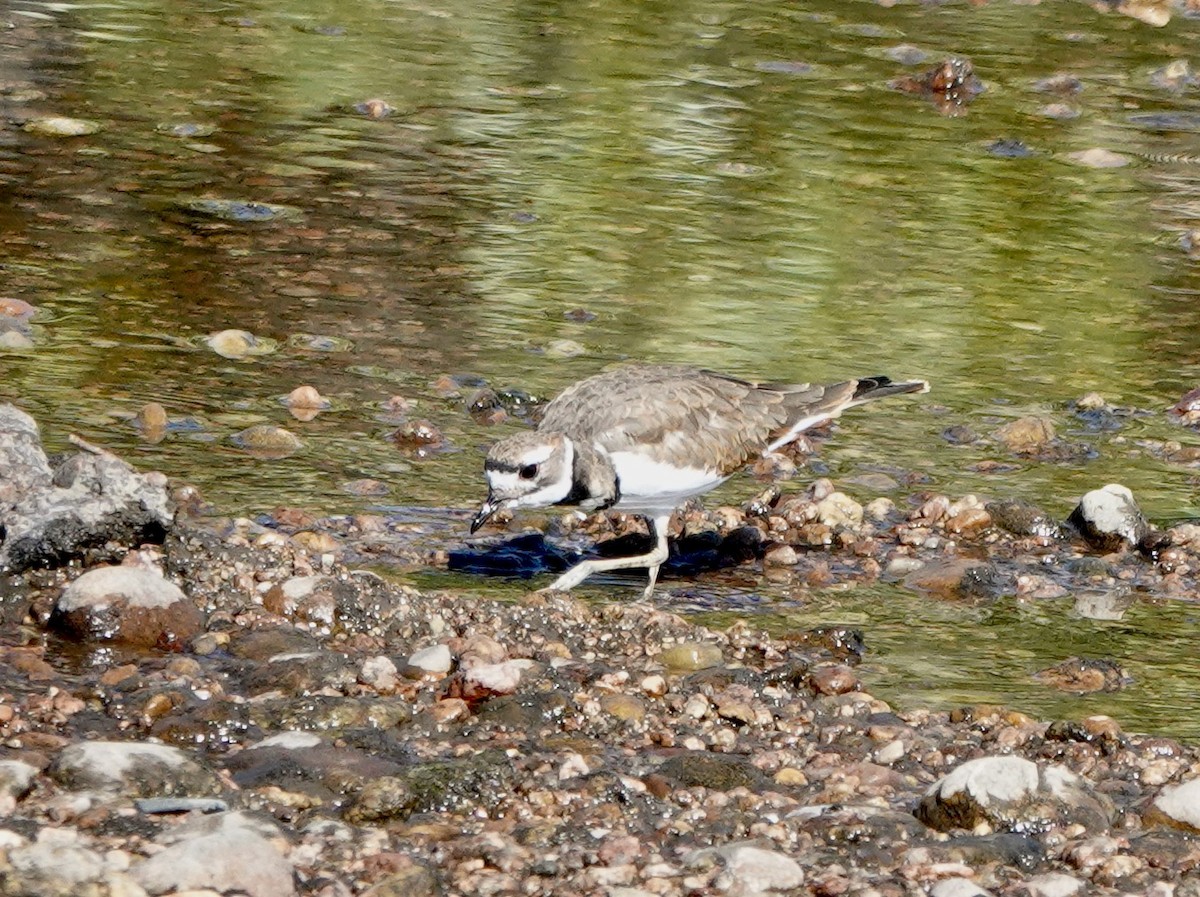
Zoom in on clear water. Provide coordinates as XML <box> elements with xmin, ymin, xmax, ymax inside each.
<box><xmin>5</xmin><ymin>0</ymin><xmax>1200</xmax><ymax>736</ymax></box>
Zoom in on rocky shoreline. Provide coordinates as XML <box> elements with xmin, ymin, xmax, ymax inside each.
<box><xmin>4</xmin><ymin>401</ymin><xmax>1200</xmax><ymax>897</ymax></box>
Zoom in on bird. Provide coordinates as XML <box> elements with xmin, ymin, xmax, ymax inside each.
<box><xmin>470</xmin><ymin>363</ymin><xmax>928</xmax><ymax>598</ymax></box>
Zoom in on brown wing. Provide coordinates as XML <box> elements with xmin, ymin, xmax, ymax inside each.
<box><xmin>539</xmin><ymin>365</ymin><xmax>803</xmax><ymax>475</ymax></box>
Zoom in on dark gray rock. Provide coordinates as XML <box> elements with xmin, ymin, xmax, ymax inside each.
<box><xmin>0</xmin><ymin>405</ymin><xmax>173</xmax><ymax>573</ymax></box>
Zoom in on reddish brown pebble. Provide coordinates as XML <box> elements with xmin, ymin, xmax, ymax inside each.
<box><xmin>809</xmin><ymin>664</ymin><xmax>860</xmax><ymax>696</ymax></box>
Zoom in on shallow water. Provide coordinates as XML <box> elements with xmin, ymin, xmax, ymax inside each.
<box><xmin>5</xmin><ymin>0</ymin><xmax>1200</xmax><ymax>736</ymax></box>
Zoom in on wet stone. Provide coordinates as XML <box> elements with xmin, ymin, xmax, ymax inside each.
<box><xmin>904</xmin><ymin>558</ymin><xmax>1002</xmax><ymax>600</ymax></box>
<box><xmin>656</xmin><ymin>752</ymin><xmax>767</xmax><ymax>792</ymax></box>
<box><xmin>915</xmin><ymin>755</ymin><xmax>1113</xmax><ymax>835</ymax></box>
<box><xmin>231</xmin><ymin>424</ymin><xmax>303</xmax><ymax>459</ymax></box>
<box><xmin>249</xmin><ymin>695</ymin><xmax>411</xmax><ymax>733</ymax></box>
<box><xmin>994</xmin><ymin>416</ymin><xmax>1056</xmax><ymax>454</ymax></box>
<box><xmin>23</xmin><ymin>116</ymin><xmax>101</xmax><ymax>137</ymax></box>
<box><xmin>345</xmin><ymin>750</ymin><xmax>515</xmax><ymax>823</ymax></box>
<box><xmin>1033</xmin><ymin>657</ymin><xmax>1131</xmax><ymax>693</ymax></box>
<box><xmin>50</xmin><ymin>740</ymin><xmax>222</xmax><ymax>799</ymax></box>
<box><xmin>1067</xmin><ymin>484</ymin><xmax>1150</xmax><ymax>552</ymax></box>
<box><xmin>660</xmin><ymin>642</ymin><xmax>723</xmax><ymax>672</ymax></box>
<box><xmin>52</xmin><ymin>565</ymin><xmax>204</xmax><ymax>650</ymax></box>
<box><xmin>985</xmin><ymin>499</ymin><xmax>1062</xmax><ymax>539</ymax></box>
<box><xmin>204</xmin><ymin>329</ymin><xmax>277</xmax><ymax>359</ymax></box>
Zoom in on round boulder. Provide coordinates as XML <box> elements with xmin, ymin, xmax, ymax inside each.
<box><xmin>52</xmin><ymin>565</ymin><xmax>203</xmax><ymax>649</ymax></box>
<box><xmin>915</xmin><ymin>755</ymin><xmax>1112</xmax><ymax>834</ymax></box>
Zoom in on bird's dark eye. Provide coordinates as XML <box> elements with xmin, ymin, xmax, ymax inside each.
<box><xmin>519</xmin><ymin>464</ymin><xmax>538</xmax><ymax>480</ymax></box>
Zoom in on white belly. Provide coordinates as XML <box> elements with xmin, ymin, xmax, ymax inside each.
<box><xmin>607</xmin><ymin>450</ymin><xmax>727</xmax><ymax>514</ymax></box>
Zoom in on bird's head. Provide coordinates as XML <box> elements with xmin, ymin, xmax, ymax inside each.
<box><xmin>470</xmin><ymin>431</ymin><xmax>575</xmax><ymax>533</ymax></box>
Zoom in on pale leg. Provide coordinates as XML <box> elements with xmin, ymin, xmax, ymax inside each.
<box><xmin>545</xmin><ymin>514</ymin><xmax>671</xmax><ymax>597</ymax></box>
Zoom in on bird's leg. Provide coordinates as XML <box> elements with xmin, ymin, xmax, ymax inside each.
<box><xmin>544</xmin><ymin>514</ymin><xmax>672</xmax><ymax>596</ymax></box>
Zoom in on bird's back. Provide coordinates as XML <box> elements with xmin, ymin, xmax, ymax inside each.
<box><xmin>537</xmin><ymin>364</ymin><xmax>799</xmax><ymax>476</ymax></box>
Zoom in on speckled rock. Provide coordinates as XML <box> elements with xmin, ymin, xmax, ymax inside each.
<box><xmin>345</xmin><ymin>750</ymin><xmax>515</xmax><ymax>823</ymax></box>
<box><xmin>130</xmin><ymin>811</ymin><xmax>295</xmax><ymax>897</ymax></box>
<box><xmin>656</xmin><ymin>752</ymin><xmax>767</xmax><ymax>792</ymax></box>
<box><xmin>0</xmin><ymin>405</ymin><xmax>172</xmax><ymax>573</ymax></box>
<box><xmin>49</xmin><ymin>740</ymin><xmax>221</xmax><ymax>798</ymax></box>
<box><xmin>52</xmin><ymin>565</ymin><xmax>203</xmax><ymax>649</ymax></box>
<box><xmin>915</xmin><ymin>755</ymin><xmax>1113</xmax><ymax>834</ymax></box>
<box><xmin>686</xmin><ymin>841</ymin><xmax>805</xmax><ymax>894</ymax></box>
<box><xmin>2</xmin><ymin>831</ymin><xmax>146</xmax><ymax>897</ymax></box>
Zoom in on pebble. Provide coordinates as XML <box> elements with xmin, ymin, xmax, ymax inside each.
<box><xmin>23</xmin><ymin>116</ymin><xmax>101</xmax><ymax>137</ymax></box>
<box><xmin>1066</xmin><ymin>148</ymin><xmax>1130</xmax><ymax>169</ymax></box>
<box><xmin>600</xmin><ymin>693</ymin><xmax>646</xmax><ymax>722</ymax></box>
<box><xmin>1022</xmin><ymin>873</ymin><xmax>1086</xmax><ymax>897</ymax></box>
<box><xmin>809</xmin><ymin>664</ymin><xmax>860</xmax><ymax>696</ymax></box>
<box><xmin>994</xmin><ymin>416</ymin><xmax>1056</xmax><ymax>454</ymax></box>
<box><xmin>686</xmin><ymin>842</ymin><xmax>804</xmax><ymax>893</ymax></box>
<box><xmin>660</xmin><ymin>642</ymin><xmax>723</xmax><ymax>672</ymax></box>
<box><xmin>231</xmin><ymin>424</ymin><xmax>303</xmax><ymax>458</ymax></box>
<box><xmin>405</xmin><ymin>644</ymin><xmax>453</xmax><ymax>675</ymax></box>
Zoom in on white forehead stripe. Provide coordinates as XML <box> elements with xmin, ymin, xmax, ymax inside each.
<box><xmin>487</xmin><ymin>470</ymin><xmax>519</xmax><ymax>492</ymax></box>
<box><xmin>521</xmin><ymin>442</ymin><xmax>557</xmax><ymax>465</ymax></box>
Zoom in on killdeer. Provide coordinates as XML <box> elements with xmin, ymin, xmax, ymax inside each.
<box><xmin>471</xmin><ymin>364</ymin><xmax>928</xmax><ymax>597</ymax></box>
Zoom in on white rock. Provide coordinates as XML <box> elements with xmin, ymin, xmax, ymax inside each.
<box><xmin>52</xmin><ymin>741</ymin><xmax>217</xmax><ymax>797</ymax></box>
<box><xmin>931</xmin><ymin>879</ymin><xmax>992</xmax><ymax>897</ymax></box>
<box><xmin>131</xmin><ymin>811</ymin><xmax>294</xmax><ymax>897</ymax></box>
<box><xmin>359</xmin><ymin>655</ymin><xmax>399</xmax><ymax>691</ymax></box>
<box><xmin>1152</xmin><ymin>777</ymin><xmax>1200</xmax><ymax>830</ymax></box>
<box><xmin>0</xmin><ymin>759</ymin><xmax>38</xmax><ymax>800</ymax></box>
<box><xmin>249</xmin><ymin>732</ymin><xmax>323</xmax><ymax>751</ymax></box>
<box><xmin>715</xmin><ymin>843</ymin><xmax>804</xmax><ymax>893</ymax></box>
<box><xmin>936</xmin><ymin>755</ymin><xmax>1039</xmax><ymax>804</ymax></box>
<box><xmin>465</xmin><ymin>659</ymin><xmax>532</xmax><ymax>695</ymax></box>
<box><xmin>58</xmin><ymin>566</ymin><xmax>185</xmax><ymax>612</ymax></box>
<box><xmin>407</xmin><ymin>643</ymin><xmax>452</xmax><ymax>674</ymax></box>
<box><xmin>1021</xmin><ymin>872</ymin><xmax>1085</xmax><ymax>897</ymax></box>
